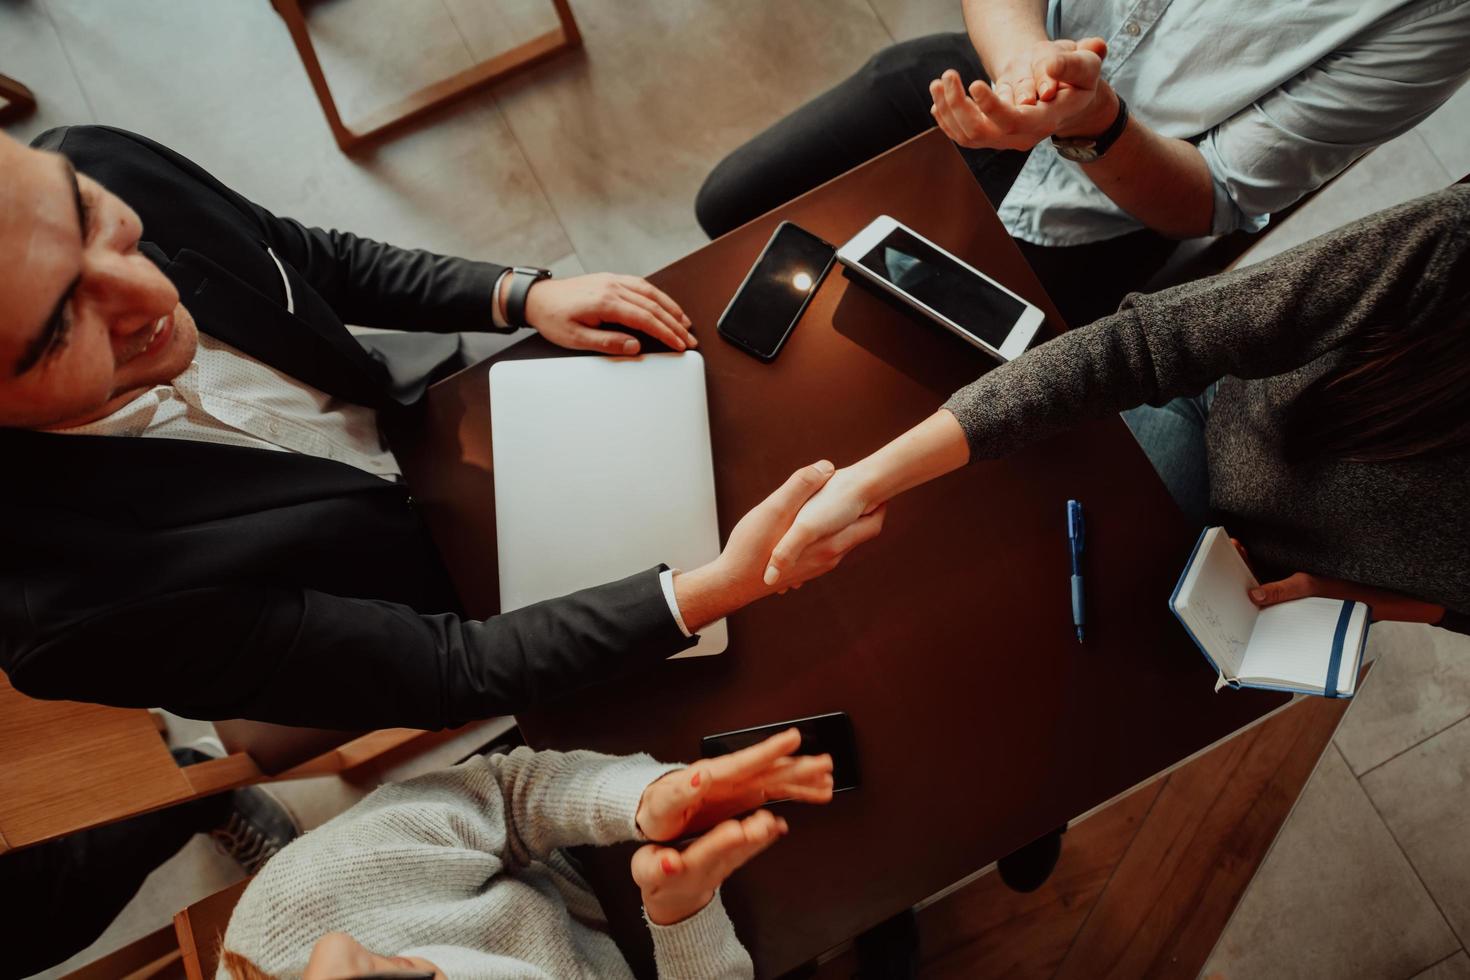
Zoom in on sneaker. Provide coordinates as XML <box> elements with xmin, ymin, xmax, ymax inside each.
<box><xmin>210</xmin><ymin>784</ymin><xmax>302</xmax><ymax>875</ymax></box>
<box><xmin>854</xmin><ymin>907</ymin><xmax>919</xmax><ymax>980</ymax></box>
<box><xmin>996</xmin><ymin>825</ymin><xmax>1067</xmax><ymax>893</ymax></box>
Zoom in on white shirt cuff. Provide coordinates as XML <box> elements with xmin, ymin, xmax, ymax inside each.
<box><xmin>491</xmin><ymin>269</ymin><xmax>511</xmax><ymax>329</ymax></box>
<box><xmin>659</xmin><ymin>568</ymin><xmax>693</xmax><ymax>638</ymax></box>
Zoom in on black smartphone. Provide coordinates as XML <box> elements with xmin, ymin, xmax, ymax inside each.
<box><xmin>701</xmin><ymin>711</ymin><xmax>860</xmax><ymax>793</ymax></box>
<box><xmin>716</xmin><ymin>221</ymin><xmax>836</xmax><ymax>362</ymax></box>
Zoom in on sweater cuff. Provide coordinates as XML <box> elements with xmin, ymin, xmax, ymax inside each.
<box><xmin>587</xmin><ymin>754</ymin><xmax>684</xmax><ymax>843</ymax></box>
<box><xmin>646</xmin><ymin>890</ymin><xmax>754</xmax><ymax>979</ymax></box>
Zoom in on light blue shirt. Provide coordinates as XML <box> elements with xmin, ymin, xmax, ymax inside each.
<box><xmin>996</xmin><ymin>0</ymin><xmax>1470</xmax><ymax>245</ymax></box>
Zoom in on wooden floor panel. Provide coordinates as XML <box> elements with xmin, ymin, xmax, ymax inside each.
<box><xmin>808</xmin><ymin>694</ymin><xmax>1351</xmax><ymax>980</ymax></box>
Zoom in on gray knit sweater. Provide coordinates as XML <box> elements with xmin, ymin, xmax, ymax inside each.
<box><xmin>942</xmin><ymin>186</ymin><xmax>1470</xmax><ymax>630</ymax></box>
<box><xmin>219</xmin><ymin>748</ymin><xmax>754</xmax><ymax>979</ymax></box>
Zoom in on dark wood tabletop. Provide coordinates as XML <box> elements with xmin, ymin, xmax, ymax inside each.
<box><xmin>393</xmin><ymin>128</ymin><xmax>1286</xmax><ymax>978</ymax></box>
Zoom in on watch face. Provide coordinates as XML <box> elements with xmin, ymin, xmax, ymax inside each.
<box><xmin>1054</xmin><ymin>141</ymin><xmax>1100</xmax><ymax>163</ymax></box>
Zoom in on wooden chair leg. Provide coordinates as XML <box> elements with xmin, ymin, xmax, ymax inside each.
<box><xmin>0</xmin><ymin>73</ymin><xmax>38</xmax><ymax>126</ymax></box>
<box><xmin>269</xmin><ymin>0</ymin><xmax>358</xmax><ymax>152</ymax></box>
<box><xmin>271</xmin><ymin>0</ymin><xmax>583</xmax><ymax>154</ymax></box>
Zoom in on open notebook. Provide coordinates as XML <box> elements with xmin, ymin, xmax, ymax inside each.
<box><xmin>1169</xmin><ymin>527</ymin><xmax>1368</xmax><ymax>698</ymax></box>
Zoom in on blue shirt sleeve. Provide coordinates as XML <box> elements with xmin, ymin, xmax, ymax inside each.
<box><xmin>1197</xmin><ymin>0</ymin><xmax>1470</xmax><ymax>236</ymax></box>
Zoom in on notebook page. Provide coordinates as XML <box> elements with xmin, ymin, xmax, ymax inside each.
<box><xmin>1239</xmin><ymin>598</ymin><xmax>1350</xmax><ymax>688</ymax></box>
<box><xmin>1174</xmin><ymin>528</ymin><xmax>1260</xmax><ymax>677</ymax></box>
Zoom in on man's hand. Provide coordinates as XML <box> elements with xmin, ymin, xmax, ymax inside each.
<box><xmin>763</xmin><ymin>466</ymin><xmax>875</xmax><ymax>586</ymax></box>
<box><xmin>507</xmin><ymin>272</ymin><xmax>697</xmax><ymax>355</ymax></box>
<box><xmin>632</xmin><ymin>809</ymin><xmax>789</xmax><ymax>926</ymax></box>
<box><xmin>636</xmin><ymin>728</ymin><xmax>833</xmax><ymax>842</ymax></box>
<box><xmin>1235</xmin><ymin>538</ymin><xmax>1445</xmax><ymax>625</ymax></box>
<box><xmin>672</xmin><ymin>461</ymin><xmax>887</xmax><ymax>631</ymax></box>
<box><xmin>929</xmin><ymin>37</ymin><xmax>1111</xmax><ymax>151</ymax></box>
<box><xmin>992</xmin><ymin>38</ymin><xmax>1102</xmax><ymax>105</ymax></box>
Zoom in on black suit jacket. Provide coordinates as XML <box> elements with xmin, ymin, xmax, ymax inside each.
<box><xmin>0</xmin><ymin>126</ymin><xmax>694</xmax><ymax>730</ymax></box>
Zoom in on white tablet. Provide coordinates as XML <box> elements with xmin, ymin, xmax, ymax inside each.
<box><xmin>837</xmin><ymin>215</ymin><xmax>1045</xmax><ymax>361</ymax></box>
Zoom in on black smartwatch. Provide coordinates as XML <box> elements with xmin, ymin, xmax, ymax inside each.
<box><xmin>1051</xmin><ymin>95</ymin><xmax>1129</xmax><ymax>163</ymax></box>
<box><xmin>504</xmin><ymin>266</ymin><xmax>553</xmax><ymax>329</ymax></box>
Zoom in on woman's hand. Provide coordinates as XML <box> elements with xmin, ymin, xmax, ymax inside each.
<box><xmin>635</xmin><ymin>728</ymin><xmax>833</xmax><ymax>842</ymax></box>
<box><xmin>674</xmin><ymin>461</ymin><xmax>888</xmax><ymax>630</ymax></box>
<box><xmin>632</xmin><ymin>809</ymin><xmax>789</xmax><ymax>926</ymax></box>
<box><xmin>763</xmin><ymin>467</ymin><xmax>876</xmax><ymax>586</ymax></box>
<box><xmin>632</xmin><ymin>729</ymin><xmax>835</xmax><ymax>926</ymax></box>
<box><xmin>512</xmin><ymin>272</ymin><xmax>697</xmax><ymax>355</ymax></box>
<box><xmin>1235</xmin><ymin>538</ymin><xmax>1446</xmax><ymax>625</ymax></box>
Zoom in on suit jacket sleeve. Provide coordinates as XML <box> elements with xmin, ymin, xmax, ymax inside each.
<box><xmin>7</xmin><ymin>568</ymin><xmax>696</xmax><ymax>731</ymax></box>
<box><xmin>34</xmin><ymin>124</ymin><xmax>513</xmax><ymax>334</ymax></box>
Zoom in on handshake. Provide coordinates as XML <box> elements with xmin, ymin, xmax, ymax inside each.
<box><xmin>671</xmin><ymin>460</ymin><xmax>885</xmax><ymax>632</ymax></box>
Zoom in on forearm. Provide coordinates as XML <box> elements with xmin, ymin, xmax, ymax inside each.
<box><xmin>1068</xmin><ymin>86</ymin><xmax>1215</xmax><ymax>239</ymax></box>
<box><xmin>852</xmin><ymin>409</ymin><xmax>972</xmax><ymax>503</ymax></box>
<box><xmin>963</xmin><ymin>0</ymin><xmax>1050</xmax><ymax>80</ymax></box>
<box><xmin>492</xmin><ymin>748</ymin><xmax>679</xmax><ymax>863</ymax></box>
<box><xmin>649</xmin><ymin>892</ymin><xmax>754</xmax><ymax>980</ymax></box>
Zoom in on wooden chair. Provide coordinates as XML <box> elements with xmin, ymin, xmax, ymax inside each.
<box><xmin>0</xmin><ymin>671</ymin><xmax>429</xmax><ymax>854</ymax></box>
<box><xmin>0</xmin><ymin>72</ymin><xmax>37</xmax><ymax>126</ymax></box>
<box><xmin>60</xmin><ymin>923</ymin><xmax>185</xmax><ymax>980</ymax></box>
<box><xmin>175</xmin><ymin>878</ymin><xmax>251</xmax><ymax>980</ymax></box>
<box><xmin>270</xmin><ymin>0</ymin><xmax>582</xmax><ymax>153</ymax></box>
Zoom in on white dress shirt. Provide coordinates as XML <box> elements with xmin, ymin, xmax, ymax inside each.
<box><xmin>55</xmin><ymin>250</ymin><xmax>696</xmax><ymax>632</ymax></box>
<box><xmin>56</xmin><ymin>331</ymin><xmax>404</xmax><ymax>480</ymax></box>
<box><xmin>998</xmin><ymin>0</ymin><xmax>1470</xmax><ymax>245</ymax></box>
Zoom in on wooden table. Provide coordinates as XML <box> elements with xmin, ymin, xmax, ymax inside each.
<box><xmin>394</xmin><ymin>128</ymin><xmax>1285</xmax><ymax>977</ymax></box>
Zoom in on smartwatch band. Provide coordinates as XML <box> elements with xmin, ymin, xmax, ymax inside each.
<box><xmin>1051</xmin><ymin>95</ymin><xmax>1130</xmax><ymax>163</ymax></box>
<box><xmin>506</xmin><ymin>266</ymin><xmax>553</xmax><ymax>330</ymax></box>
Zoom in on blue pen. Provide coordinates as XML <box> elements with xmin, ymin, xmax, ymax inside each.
<box><xmin>1067</xmin><ymin>499</ymin><xmax>1086</xmax><ymax>644</ymax></box>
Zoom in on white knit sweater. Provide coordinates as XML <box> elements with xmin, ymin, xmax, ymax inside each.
<box><xmin>219</xmin><ymin>748</ymin><xmax>755</xmax><ymax>979</ymax></box>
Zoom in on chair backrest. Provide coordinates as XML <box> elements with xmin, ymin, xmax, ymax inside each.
<box><xmin>0</xmin><ymin>672</ymin><xmax>191</xmax><ymax>851</ymax></box>
<box><xmin>175</xmin><ymin>877</ymin><xmax>251</xmax><ymax>980</ymax></box>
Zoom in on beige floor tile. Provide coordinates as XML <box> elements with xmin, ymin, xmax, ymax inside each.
<box><xmin>303</xmin><ymin>0</ymin><xmax>476</xmax><ymax>123</ymax></box>
<box><xmin>41</xmin><ymin>0</ymin><xmax>574</xmax><ymax>274</ymax></box>
<box><xmin>441</xmin><ymin>0</ymin><xmax>562</xmax><ymax>54</ymax></box>
<box><xmin>1415</xmin><ymin>952</ymin><xmax>1470</xmax><ymax>980</ymax></box>
<box><xmin>866</xmin><ymin>0</ymin><xmax>967</xmax><ymax>42</ymax></box>
<box><xmin>0</xmin><ymin>0</ymin><xmax>94</xmax><ymax>143</ymax></box>
<box><xmin>1334</xmin><ymin>623</ymin><xmax>1470</xmax><ymax>776</ymax></box>
<box><xmin>1204</xmin><ymin>745</ymin><xmax>1458</xmax><ymax>980</ymax></box>
<box><xmin>1362</xmin><ymin>717</ymin><xmax>1470</xmax><ymax>947</ymax></box>
<box><xmin>1236</xmin><ymin>129</ymin><xmax>1453</xmax><ymax>269</ymax></box>
<box><xmin>1418</xmin><ymin>81</ymin><xmax>1470</xmax><ymax>182</ymax></box>
<box><xmin>37</xmin><ymin>835</ymin><xmax>243</xmax><ymax>980</ymax></box>
<box><xmin>477</xmin><ymin>0</ymin><xmax>893</xmax><ymax>274</ymax></box>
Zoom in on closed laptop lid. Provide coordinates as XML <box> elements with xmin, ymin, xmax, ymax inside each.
<box><xmin>489</xmin><ymin>351</ymin><xmax>727</xmax><ymax>657</ymax></box>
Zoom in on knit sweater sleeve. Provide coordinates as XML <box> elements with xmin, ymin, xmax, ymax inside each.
<box><xmin>647</xmin><ymin>891</ymin><xmax>755</xmax><ymax>979</ymax></box>
<box><xmin>476</xmin><ymin>747</ymin><xmax>681</xmax><ymax>864</ymax></box>
<box><xmin>941</xmin><ymin>185</ymin><xmax>1470</xmax><ymax>460</ymax></box>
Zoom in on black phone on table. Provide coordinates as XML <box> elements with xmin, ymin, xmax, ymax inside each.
<box><xmin>716</xmin><ymin>221</ymin><xmax>836</xmax><ymax>362</ymax></box>
<box><xmin>701</xmin><ymin>711</ymin><xmax>860</xmax><ymax>793</ymax></box>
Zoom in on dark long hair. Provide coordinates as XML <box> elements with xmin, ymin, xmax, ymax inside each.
<box><xmin>1282</xmin><ymin>306</ymin><xmax>1470</xmax><ymax>464</ymax></box>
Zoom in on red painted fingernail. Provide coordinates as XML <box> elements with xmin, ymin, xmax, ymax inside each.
<box><xmin>691</xmin><ymin>771</ymin><xmax>701</xmax><ymax>788</ymax></box>
<box><xmin>661</xmin><ymin>855</ymin><xmax>676</xmax><ymax>874</ymax></box>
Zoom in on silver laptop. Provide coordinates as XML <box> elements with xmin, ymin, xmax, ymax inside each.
<box><xmin>489</xmin><ymin>352</ymin><xmax>728</xmax><ymax>657</ymax></box>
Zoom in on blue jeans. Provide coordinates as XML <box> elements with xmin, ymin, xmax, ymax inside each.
<box><xmin>1121</xmin><ymin>384</ymin><xmax>1218</xmax><ymax>526</ymax></box>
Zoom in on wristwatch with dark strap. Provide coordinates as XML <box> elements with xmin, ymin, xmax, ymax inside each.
<box><xmin>504</xmin><ymin>265</ymin><xmax>553</xmax><ymax>329</ymax></box>
<box><xmin>1051</xmin><ymin>94</ymin><xmax>1130</xmax><ymax>163</ymax></box>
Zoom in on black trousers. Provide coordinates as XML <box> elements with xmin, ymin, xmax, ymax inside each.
<box><xmin>0</xmin><ymin>749</ymin><xmax>231</xmax><ymax>976</ymax></box>
<box><xmin>695</xmin><ymin>33</ymin><xmax>1179</xmax><ymax>328</ymax></box>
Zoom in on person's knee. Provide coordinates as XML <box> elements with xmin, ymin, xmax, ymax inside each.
<box><xmin>695</xmin><ymin>154</ymin><xmax>750</xmax><ymax>239</ymax></box>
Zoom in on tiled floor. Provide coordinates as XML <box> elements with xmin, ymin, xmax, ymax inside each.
<box><xmin>4</xmin><ymin>1</ymin><xmax>1468</xmax><ymax>977</ymax></box>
